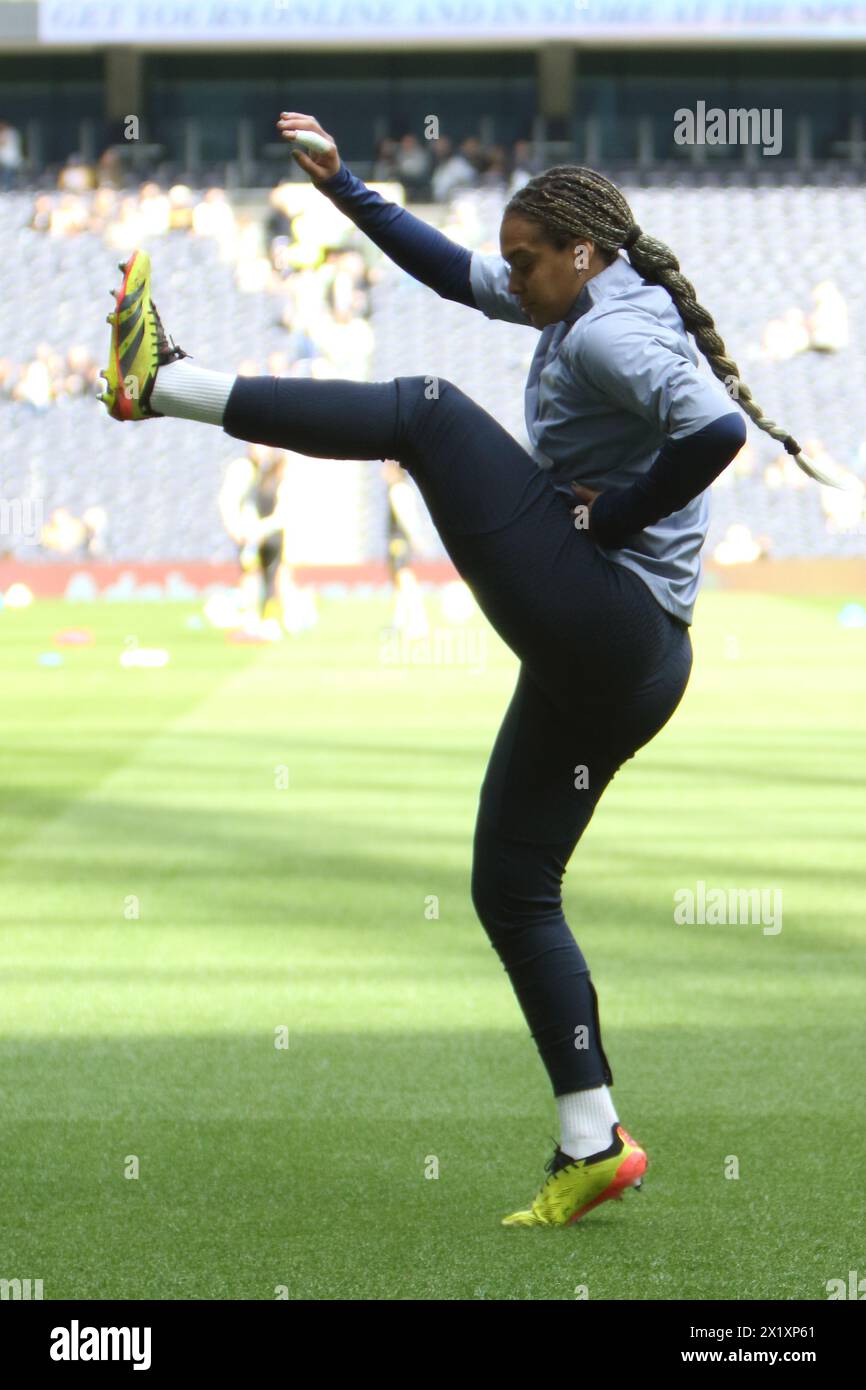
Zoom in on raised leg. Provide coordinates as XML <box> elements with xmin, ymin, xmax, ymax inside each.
<box><xmin>223</xmin><ymin>373</ymin><xmax>680</xmax><ymax>706</ymax></box>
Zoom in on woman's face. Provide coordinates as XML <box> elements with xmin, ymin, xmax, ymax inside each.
<box><xmin>500</xmin><ymin>213</ymin><xmax>598</xmax><ymax>329</ymax></box>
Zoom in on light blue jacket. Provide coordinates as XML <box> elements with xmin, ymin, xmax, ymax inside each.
<box><xmin>469</xmin><ymin>249</ymin><xmax>738</xmax><ymax>624</ymax></box>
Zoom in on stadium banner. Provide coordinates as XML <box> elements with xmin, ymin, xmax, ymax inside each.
<box><xmin>4</xmin><ymin>558</ymin><xmax>863</xmax><ymax>600</ymax></box>
<box><xmin>36</xmin><ymin>0</ymin><xmax>866</xmax><ymax>45</ymax></box>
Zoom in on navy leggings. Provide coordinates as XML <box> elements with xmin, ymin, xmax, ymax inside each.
<box><xmin>223</xmin><ymin>375</ymin><xmax>693</xmax><ymax>1095</ymax></box>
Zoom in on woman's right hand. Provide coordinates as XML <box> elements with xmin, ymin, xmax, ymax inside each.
<box><xmin>276</xmin><ymin>112</ymin><xmax>341</xmax><ymax>183</ymax></box>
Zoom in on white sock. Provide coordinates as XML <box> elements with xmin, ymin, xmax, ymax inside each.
<box><xmin>149</xmin><ymin>358</ymin><xmax>235</xmax><ymax>425</ymax></box>
<box><xmin>557</xmin><ymin>1084</ymin><xmax>620</xmax><ymax>1160</ymax></box>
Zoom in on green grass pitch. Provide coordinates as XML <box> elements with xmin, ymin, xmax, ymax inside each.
<box><xmin>0</xmin><ymin>590</ymin><xmax>863</xmax><ymax>1300</ymax></box>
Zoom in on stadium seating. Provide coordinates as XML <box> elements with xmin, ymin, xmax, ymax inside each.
<box><xmin>372</xmin><ymin>172</ymin><xmax>866</xmax><ymax>562</ymax></box>
<box><xmin>1</xmin><ymin>168</ymin><xmax>864</xmax><ymax>565</ymax></box>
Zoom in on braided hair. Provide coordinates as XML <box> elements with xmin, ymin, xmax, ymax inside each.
<box><xmin>504</xmin><ymin>165</ymin><xmax>832</xmax><ymax>486</ymax></box>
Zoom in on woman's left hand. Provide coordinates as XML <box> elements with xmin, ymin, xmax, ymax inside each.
<box><xmin>570</xmin><ymin>481</ymin><xmax>602</xmax><ymax>522</ymax></box>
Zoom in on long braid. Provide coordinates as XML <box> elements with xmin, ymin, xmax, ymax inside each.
<box><xmin>505</xmin><ymin>165</ymin><xmax>838</xmax><ymax>487</ymax></box>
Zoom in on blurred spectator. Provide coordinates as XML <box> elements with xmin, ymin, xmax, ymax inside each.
<box><xmin>279</xmin><ymin>318</ymin><xmax>320</xmax><ymax>362</ymax></box>
<box><xmin>429</xmin><ymin>136</ymin><xmax>452</xmax><ymax>162</ymax></box>
<box><xmin>311</xmin><ymin>291</ymin><xmax>374</xmax><ymax>379</ymax></box>
<box><xmin>431</xmin><ymin>138</ymin><xmax>477</xmax><ymax>201</ymax></box>
<box><xmin>459</xmin><ymin>137</ymin><xmax>487</xmax><ymax>175</ymax></box>
<box><xmin>807</xmin><ymin>279</ymin><xmax>848</xmax><ymax>352</ymax></box>
<box><xmin>507</xmin><ymin>139</ymin><xmax>542</xmax><ymax>195</ymax></box>
<box><xmin>13</xmin><ymin>345</ymin><xmax>53</xmax><ymax>410</ymax></box>
<box><xmin>192</xmin><ymin>187</ymin><xmax>237</xmax><ymax>256</ymax></box>
<box><xmin>233</xmin><ymin>213</ymin><xmax>270</xmax><ymax>293</ymax></box>
<box><xmin>0</xmin><ymin>120</ymin><xmax>23</xmax><ymax>191</ymax></box>
<box><xmin>371</xmin><ymin>138</ymin><xmax>398</xmax><ymax>182</ymax></box>
<box><xmin>712</xmin><ymin>523</ymin><xmax>766</xmax><ymax>564</ymax></box>
<box><xmin>760</xmin><ymin>306</ymin><xmax>810</xmax><ymax>362</ymax></box>
<box><xmin>104</xmin><ymin>194</ymin><xmax>146</xmax><ymax>250</ymax></box>
<box><xmin>87</xmin><ymin>187</ymin><xmax>119</xmax><ymax>234</ymax></box>
<box><xmin>26</xmin><ymin>190</ymin><xmax>92</xmax><ymax>237</ymax></box>
<box><xmin>439</xmin><ymin>191</ymin><xmax>486</xmax><ymax>247</ymax></box>
<box><xmin>270</xmin><ymin>234</ymin><xmax>295</xmax><ymax>275</ymax></box>
<box><xmin>325</xmin><ymin>248</ymin><xmax>370</xmax><ymax>318</ymax></box>
<box><xmin>138</xmin><ymin>180</ymin><xmax>171</xmax><ymax>236</ymax></box>
<box><xmin>83</xmin><ymin>507</ymin><xmax>109</xmax><ymax>558</ymax></box>
<box><xmin>797</xmin><ymin>436</ymin><xmax>866</xmax><ymax>530</ymax></box>
<box><xmin>271</xmin><ymin>207</ymin><xmax>326</xmax><ymax>272</ymax></box>
<box><xmin>480</xmin><ymin>144</ymin><xmax>508</xmax><ymax>189</ymax></box>
<box><xmin>267</xmin><ymin>181</ymin><xmax>295</xmax><ymax>242</ymax></box>
<box><xmin>394</xmin><ymin>134</ymin><xmax>432</xmax><ymax>199</ymax></box>
<box><xmin>42</xmin><ymin>507</ymin><xmax>86</xmax><ymax>555</ymax></box>
<box><xmin>28</xmin><ymin>193</ymin><xmax>52</xmax><ymax>232</ymax></box>
<box><xmin>0</xmin><ymin>342</ymin><xmax>100</xmax><ymax>407</ymax></box>
<box><xmin>366</xmin><ymin>134</ymin><xmax>547</xmax><ymax>202</ymax></box>
<box><xmin>0</xmin><ymin>355</ymin><xmax>16</xmax><ymax>400</ymax></box>
<box><xmin>168</xmin><ymin>184</ymin><xmax>194</xmax><ymax>231</ymax></box>
<box><xmin>819</xmin><ymin>477</ymin><xmax>866</xmax><ymax>533</ymax></box>
<box><xmin>41</xmin><ymin>506</ymin><xmax>107</xmax><ymax>559</ymax></box>
<box><xmin>97</xmin><ymin>146</ymin><xmax>124</xmax><ymax>189</ymax></box>
<box><xmin>0</xmin><ymin>147</ymin><xmax>573</xmax><ymax>427</ymax></box>
<box><xmin>382</xmin><ymin>459</ymin><xmax>430</xmax><ymax>640</ymax></box>
<box><xmin>62</xmin><ymin>345</ymin><xmax>99</xmax><ymax>400</ymax></box>
<box><xmin>52</xmin><ymin>192</ymin><xmax>89</xmax><ymax>236</ymax></box>
<box><xmin>58</xmin><ymin>153</ymin><xmax>97</xmax><ymax>193</ymax></box>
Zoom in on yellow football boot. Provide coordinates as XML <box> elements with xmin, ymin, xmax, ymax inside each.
<box><xmin>98</xmin><ymin>249</ymin><xmax>188</xmax><ymax>421</ymax></box>
<box><xmin>502</xmin><ymin>1123</ymin><xmax>647</xmax><ymax>1227</ymax></box>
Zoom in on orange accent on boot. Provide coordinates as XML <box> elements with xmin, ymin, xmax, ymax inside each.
<box><xmin>567</xmin><ymin>1139</ymin><xmax>647</xmax><ymax>1224</ymax></box>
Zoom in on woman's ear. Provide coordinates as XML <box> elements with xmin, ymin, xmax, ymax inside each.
<box><xmin>572</xmin><ymin>240</ymin><xmax>592</xmax><ymax>274</ymax></box>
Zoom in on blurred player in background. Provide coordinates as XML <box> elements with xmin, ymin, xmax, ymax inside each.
<box><xmin>41</xmin><ymin>505</ymin><xmax>108</xmax><ymax>560</ymax></box>
<box><xmin>382</xmin><ymin>459</ymin><xmax>429</xmax><ymax>640</ymax></box>
<box><xmin>218</xmin><ymin>443</ymin><xmax>316</xmax><ymax>637</ymax></box>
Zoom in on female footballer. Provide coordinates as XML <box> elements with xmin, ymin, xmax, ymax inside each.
<box><xmin>98</xmin><ymin>113</ymin><xmax>828</xmax><ymax>1228</ymax></box>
